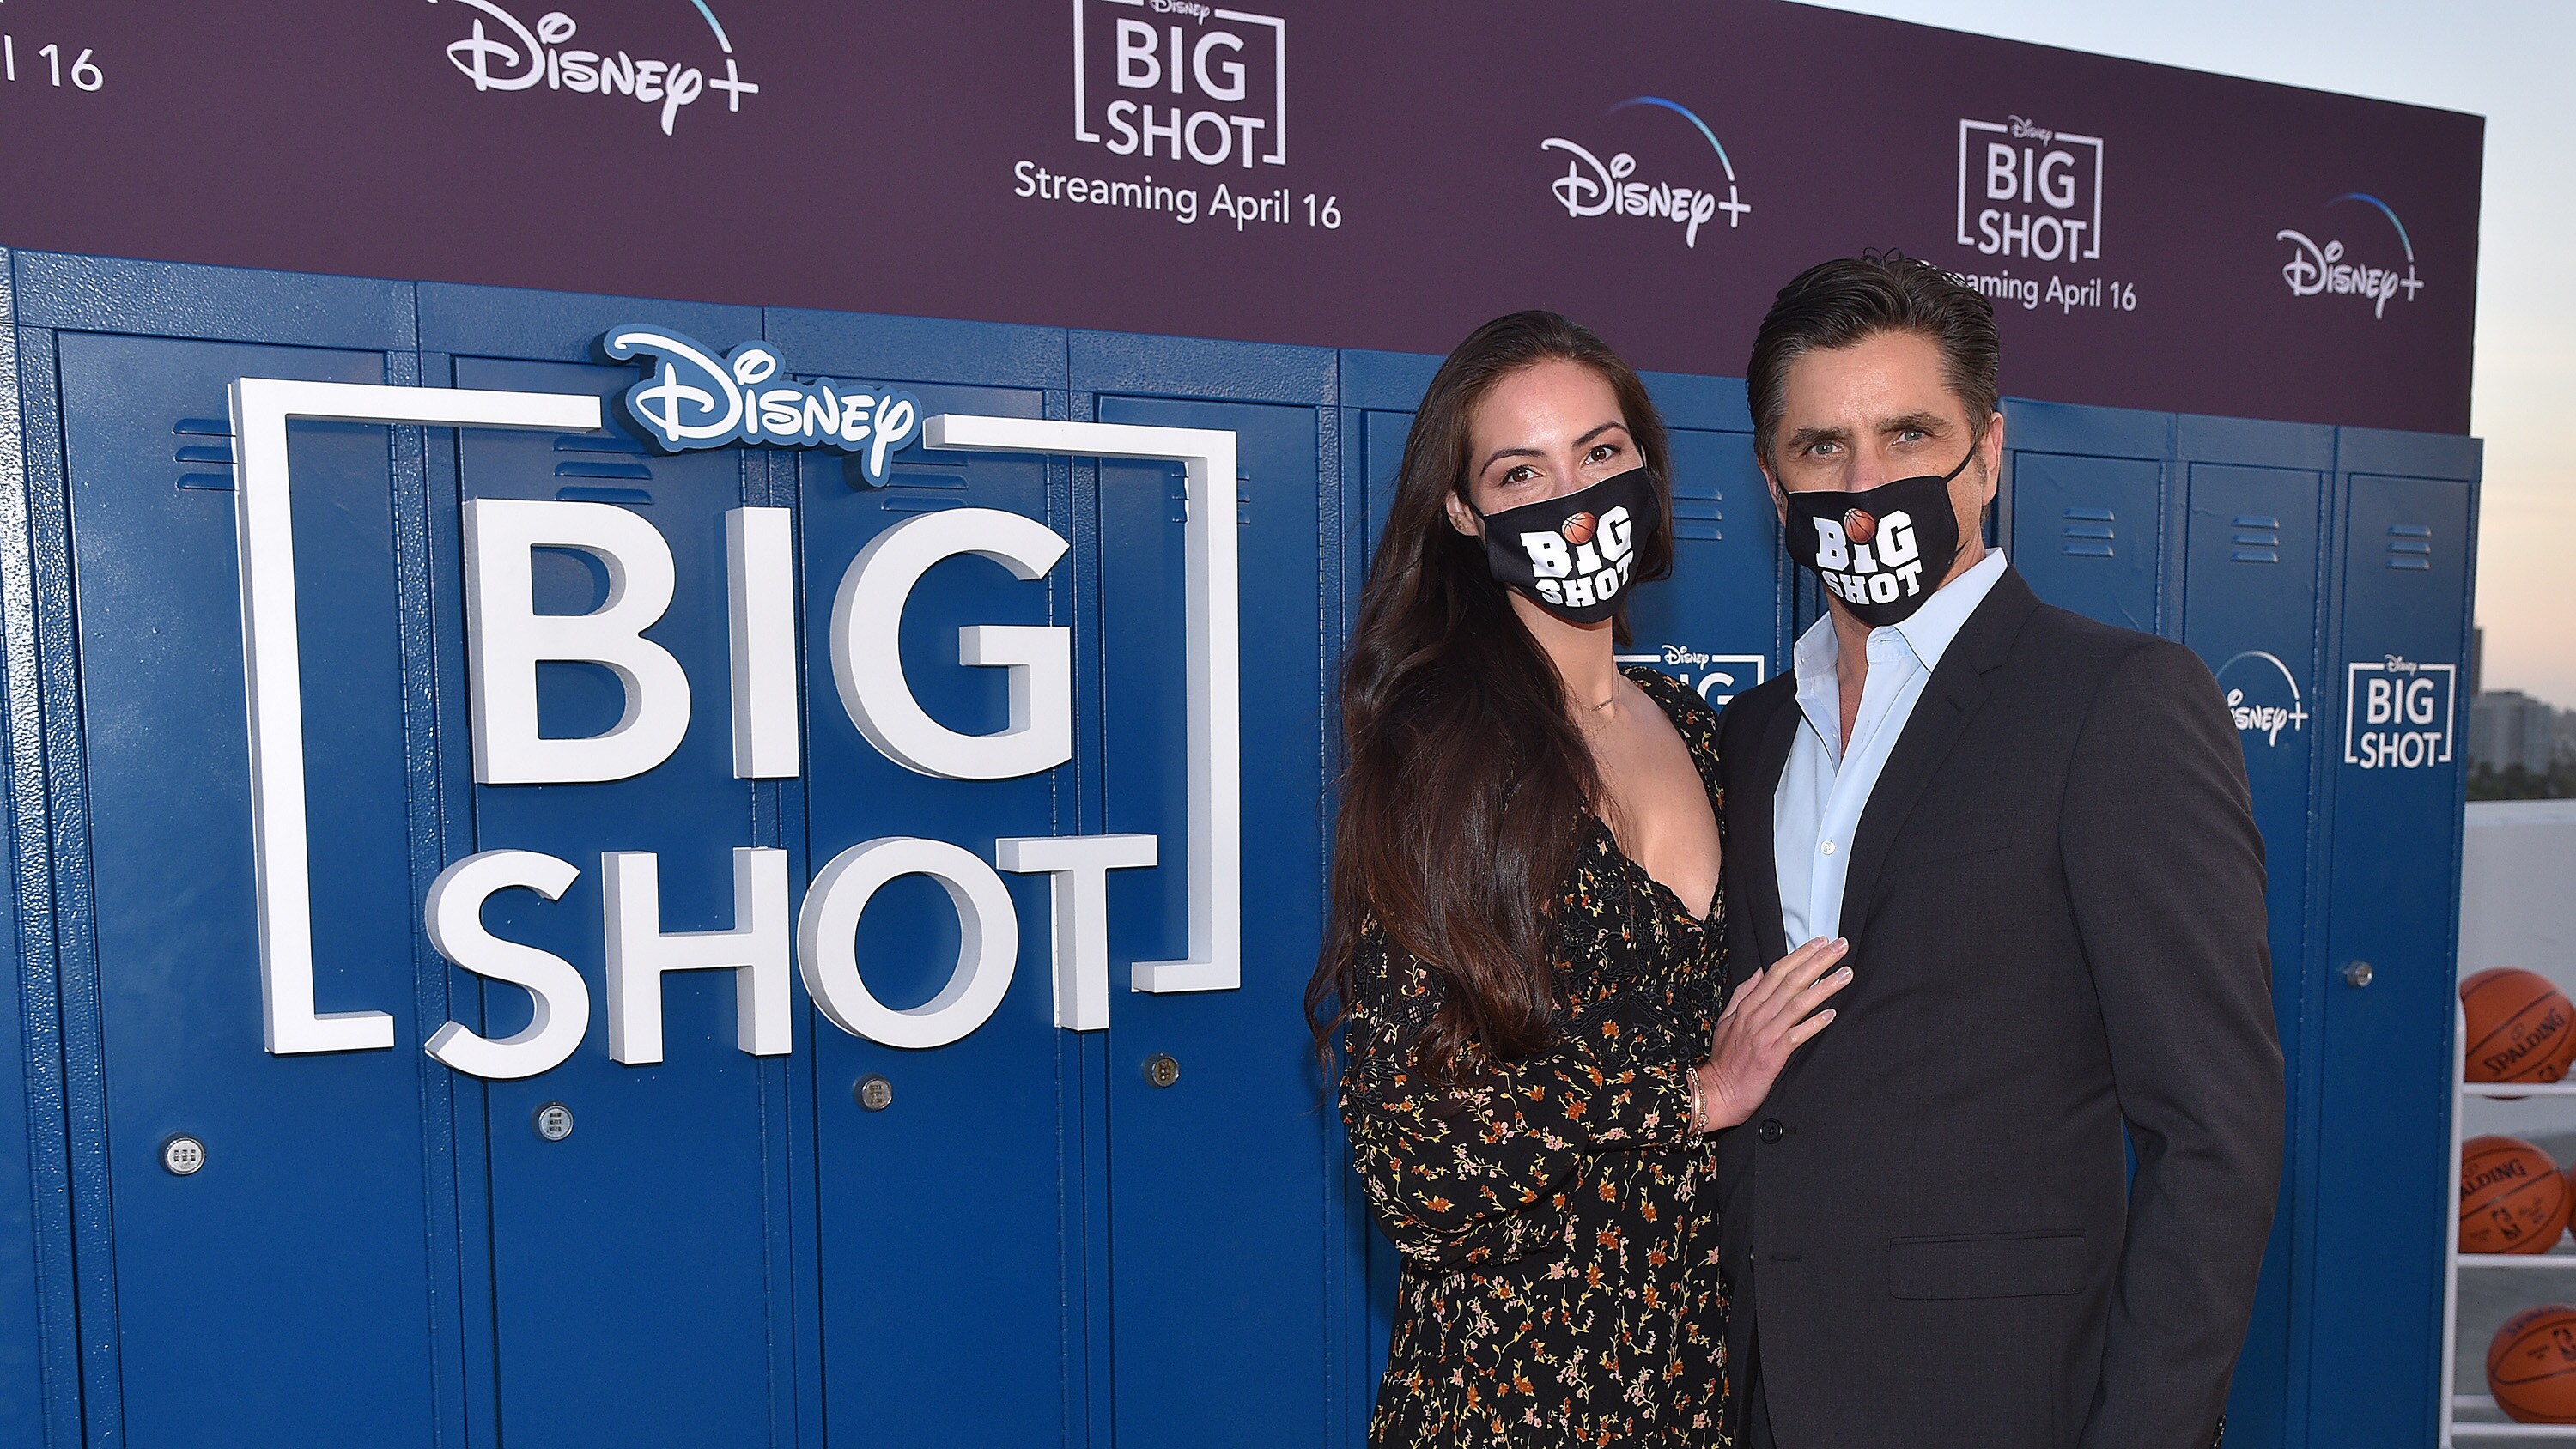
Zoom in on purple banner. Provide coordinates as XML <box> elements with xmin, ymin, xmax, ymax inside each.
<box><xmin>0</xmin><ymin>0</ymin><xmax>2481</xmax><ymax>431</ymax></box>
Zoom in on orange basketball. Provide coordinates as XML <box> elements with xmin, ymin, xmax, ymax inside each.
<box><xmin>2490</xmin><ymin>1305</ymin><xmax>2576</xmax><ymax>1422</ymax></box>
<box><xmin>2464</xmin><ymin>969</ymin><xmax>2576</xmax><ymax>1084</ymax></box>
<box><xmin>1559</xmin><ymin>512</ymin><xmax>1598</xmax><ymax>546</ymax></box>
<box><xmin>2463</xmin><ymin>1137</ymin><xmax>2571</xmax><ymax>1253</ymax></box>
<box><xmin>1842</xmin><ymin>507</ymin><xmax>1878</xmax><ymax>545</ymax></box>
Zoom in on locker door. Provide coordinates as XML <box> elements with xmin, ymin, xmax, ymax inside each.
<box><xmin>2006</xmin><ymin>400</ymin><xmax>2170</xmax><ymax>634</ymax></box>
<box><xmin>446</xmin><ymin>354</ymin><xmax>775</xmax><ymax>1446</ymax></box>
<box><xmin>2177</xmin><ymin>441</ymin><xmax>2330</xmax><ymax>1448</ymax></box>
<box><xmin>1096</xmin><ymin>392</ymin><xmax>1332</xmax><ymax>1445</ymax></box>
<box><xmin>2308</xmin><ymin>458</ymin><xmax>2476</xmax><ymax>1446</ymax></box>
<box><xmin>1622</xmin><ymin>424</ymin><xmax>1783</xmax><ymax>706</ymax></box>
<box><xmin>793</xmin><ymin>380</ymin><xmax>1075</xmax><ymax>1447</ymax></box>
<box><xmin>58</xmin><ymin>329</ymin><xmax>440</xmax><ymax>1445</ymax></box>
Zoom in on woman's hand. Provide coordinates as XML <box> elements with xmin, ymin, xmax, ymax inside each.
<box><xmin>1691</xmin><ymin>937</ymin><xmax>1852</xmax><ymax>1133</ymax></box>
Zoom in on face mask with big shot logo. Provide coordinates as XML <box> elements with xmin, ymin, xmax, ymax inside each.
<box><xmin>1473</xmin><ymin>467</ymin><xmax>1660</xmax><ymax>624</ymax></box>
<box><xmin>1781</xmin><ymin>448</ymin><xmax>1975</xmax><ymax>627</ymax></box>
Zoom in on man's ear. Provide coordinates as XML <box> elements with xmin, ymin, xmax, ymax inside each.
<box><xmin>1975</xmin><ymin>410</ymin><xmax>2006</xmax><ymax>506</ymax></box>
<box><xmin>1759</xmin><ymin>456</ymin><xmax>1789</xmax><ymax>524</ymax></box>
<box><xmin>1443</xmin><ymin>488</ymin><xmax>1480</xmax><ymax>537</ymax></box>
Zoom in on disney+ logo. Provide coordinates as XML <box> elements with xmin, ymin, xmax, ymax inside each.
<box><xmin>431</xmin><ymin>0</ymin><xmax>759</xmax><ymax>137</ymax></box>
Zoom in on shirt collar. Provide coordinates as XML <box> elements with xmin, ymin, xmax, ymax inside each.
<box><xmin>1793</xmin><ymin>547</ymin><xmax>2010</xmax><ymax>689</ymax></box>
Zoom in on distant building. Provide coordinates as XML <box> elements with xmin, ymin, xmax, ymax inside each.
<box><xmin>2472</xmin><ymin>689</ymin><xmax>2557</xmax><ymax>774</ymax></box>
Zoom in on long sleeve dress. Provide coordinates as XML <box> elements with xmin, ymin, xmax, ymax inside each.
<box><xmin>1342</xmin><ymin>666</ymin><xmax>1733</xmax><ymax>1448</ymax></box>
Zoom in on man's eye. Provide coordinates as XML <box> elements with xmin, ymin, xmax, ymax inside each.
<box><xmin>1899</xmin><ymin>429</ymin><xmax>1927</xmax><ymax>443</ymax></box>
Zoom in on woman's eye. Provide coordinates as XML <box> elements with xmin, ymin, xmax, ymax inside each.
<box><xmin>1588</xmin><ymin>443</ymin><xmax>1620</xmax><ymax>464</ymax></box>
<box><xmin>1500</xmin><ymin>464</ymin><xmax>1537</xmax><ymax>486</ymax></box>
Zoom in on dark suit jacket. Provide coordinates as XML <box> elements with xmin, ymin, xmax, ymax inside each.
<box><xmin>1716</xmin><ymin>566</ymin><xmax>2284</xmax><ymax>1449</ymax></box>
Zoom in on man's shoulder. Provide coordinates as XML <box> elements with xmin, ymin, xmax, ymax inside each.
<box><xmin>2007</xmin><ymin>597</ymin><xmax>2221</xmax><ymax>709</ymax></box>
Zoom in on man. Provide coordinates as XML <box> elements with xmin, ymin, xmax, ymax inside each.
<box><xmin>1715</xmin><ymin>254</ymin><xmax>2284</xmax><ymax>1448</ymax></box>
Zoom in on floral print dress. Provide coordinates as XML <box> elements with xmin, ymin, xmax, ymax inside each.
<box><xmin>1342</xmin><ymin>667</ymin><xmax>1732</xmax><ymax>1447</ymax></box>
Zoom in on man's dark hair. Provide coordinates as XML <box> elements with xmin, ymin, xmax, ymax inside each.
<box><xmin>1747</xmin><ymin>251</ymin><xmax>2000</xmax><ymax>468</ymax></box>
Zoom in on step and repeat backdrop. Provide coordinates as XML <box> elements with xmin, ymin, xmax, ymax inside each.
<box><xmin>0</xmin><ymin>0</ymin><xmax>2482</xmax><ymax>431</ymax></box>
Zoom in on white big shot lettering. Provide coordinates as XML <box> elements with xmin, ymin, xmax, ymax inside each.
<box><xmin>1958</xmin><ymin>117</ymin><xmax>2103</xmax><ymax>262</ymax></box>
<box><xmin>1808</xmin><ymin>510</ymin><xmax>1927</xmax><ymax>606</ymax></box>
<box><xmin>2344</xmin><ymin>655</ymin><xmax>2457</xmax><ymax>770</ymax></box>
<box><xmin>1076</xmin><ymin>0</ymin><xmax>1288</xmax><ymax>168</ymax></box>
<box><xmin>226</xmin><ymin>380</ymin><xmax>1245</xmax><ymax>1081</ymax></box>
<box><xmin>1521</xmin><ymin>504</ymin><xmax>1638</xmax><ymax>609</ymax></box>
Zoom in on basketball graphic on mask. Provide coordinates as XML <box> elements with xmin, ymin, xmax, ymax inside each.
<box><xmin>2462</xmin><ymin>1136</ymin><xmax>2571</xmax><ymax>1253</ymax></box>
<box><xmin>2490</xmin><ymin>1305</ymin><xmax>2576</xmax><ymax>1422</ymax></box>
<box><xmin>1842</xmin><ymin>507</ymin><xmax>1877</xmax><ymax>545</ymax></box>
<box><xmin>2464</xmin><ymin>969</ymin><xmax>2576</xmax><ymax>1085</ymax></box>
<box><xmin>1560</xmin><ymin>512</ymin><xmax>1598</xmax><ymax>546</ymax></box>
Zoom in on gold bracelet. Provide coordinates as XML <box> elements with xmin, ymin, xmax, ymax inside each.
<box><xmin>1687</xmin><ymin>1064</ymin><xmax>1705</xmax><ymax>1134</ymax></box>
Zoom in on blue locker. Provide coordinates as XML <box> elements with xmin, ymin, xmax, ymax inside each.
<box><xmin>444</xmin><ymin>344</ymin><xmax>778</xmax><ymax>1447</ymax></box>
<box><xmin>2006</xmin><ymin>399</ymin><xmax>2173</xmax><ymax>637</ymax></box>
<box><xmin>41</xmin><ymin>287</ymin><xmax>440</xmax><ymax>1443</ymax></box>
<box><xmin>2172</xmin><ymin>415</ymin><xmax>2339</xmax><ymax>1447</ymax></box>
<box><xmin>777</xmin><ymin>312</ymin><xmax>1073</xmax><ymax>1447</ymax></box>
<box><xmin>2308</xmin><ymin>429</ymin><xmax>2479</xmax><ymax>1446</ymax></box>
<box><xmin>1090</xmin><ymin>338</ymin><xmax>1340</xmax><ymax>1444</ymax></box>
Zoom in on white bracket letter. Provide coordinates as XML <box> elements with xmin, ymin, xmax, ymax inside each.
<box><xmin>726</xmin><ymin>506</ymin><xmax>801</xmax><ymax>778</ymax></box>
<box><xmin>230</xmin><ymin>378</ymin><xmax>603</xmax><ymax>1054</ymax></box>
<box><xmin>422</xmin><ymin>850</ymin><xmax>589</xmax><ymax>1081</ymax></box>
<box><xmin>601</xmin><ymin>847</ymin><xmax>793</xmax><ymax>1065</ymax></box>
<box><xmin>796</xmin><ymin>837</ymin><xmax>1018</xmax><ymax>1049</ymax></box>
<box><xmin>829</xmin><ymin>506</ymin><xmax>1072</xmax><ymax>780</ymax></box>
<box><xmin>995</xmin><ymin>834</ymin><xmax>1159</xmax><ymax>1030</ymax></box>
<box><xmin>463</xmin><ymin>498</ymin><xmax>693</xmax><ymax>785</ymax></box>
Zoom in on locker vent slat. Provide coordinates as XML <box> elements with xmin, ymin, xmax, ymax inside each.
<box><xmin>554</xmin><ymin>460</ymin><xmax>653</xmax><ymax>482</ymax></box>
<box><xmin>2060</xmin><ymin>506</ymin><xmax>2117</xmax><ymax>558</ymax></box>
<box><xmin>555</xmin><ymin>485</ymin><xmax>653</xmax><ymax>506</ymax></box>
<box><xmin>2385</xmin><ymin>523</ymin><xmax>2434</xmax><ymax>571</ymax></box>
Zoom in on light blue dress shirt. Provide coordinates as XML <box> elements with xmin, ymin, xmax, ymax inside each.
<box><xmin>1774</xmin><ymin>549</ymin><xmax>2009</xmax><ymax>947</ymax></box>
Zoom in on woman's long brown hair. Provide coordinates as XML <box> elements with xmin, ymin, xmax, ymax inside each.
<box><xmin>1306</xmin><ymin>311</ymin><xmax>1673</xmax><ymax>1083</ymax></box>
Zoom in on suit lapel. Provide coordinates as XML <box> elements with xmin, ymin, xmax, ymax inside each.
<box><xmin>1834</xmin><ymin>567</ymin><xmax>2043</xmax><ymax>937</ymax></box>
<box><xmin>1735</xmin><ymin>692</ymin><xmax>1801</xmax><ymax>969</ymax></box>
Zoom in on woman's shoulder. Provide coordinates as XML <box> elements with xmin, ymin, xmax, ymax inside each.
<box><xmin>1619</xmin><ymin>664</ymin><xmax>1721</xmax><ymax>749</ymax></box>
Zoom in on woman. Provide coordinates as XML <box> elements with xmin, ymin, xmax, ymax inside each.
<box><xmin>1307</xmin><ymin>311</ymin><xmax>1850</xmax><ymax>1446</ymax></box>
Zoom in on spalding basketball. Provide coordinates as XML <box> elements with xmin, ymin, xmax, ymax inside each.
<box><xmin>2464</xmin><ymin>969</ymin><xmax>2576</xmax><ymax>1084</ymax></box>
<box><xmin>1842</xmin><ymin>507</ymin><xmax>1878</xmax><ymax>545</ymax></box>
<box><xmin>1559</xmin><ymin>512</ymin><xmax>1598</xmax><ymax>546</ymax></box>
<box><xmin>2490</xmin><ymin>1305</ymin><xmax>2576</xmax><ymax>1422</ymax></box>
<box><xmin>2463</xmin><ymin>1136</ymin><xmax>2572</xmax><ymax>1253</ymax></box>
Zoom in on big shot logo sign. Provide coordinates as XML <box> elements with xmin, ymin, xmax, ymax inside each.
<box><xmin>2344</xmin><ymin>653</ymin><xmax>2458</xmax><ymax>770</ymax></box>
<box><xmin>1543</xmin><ymin>96</ymin><xmax>1753</xmax><ymax>251</ymax></box>
<box><xmin>1956</xmin><ymin>115</ymin><xmax>2104</xmax><ymax>262</ymax></box>
<box><xmin>2276</xmin><ymin>192</ymin><xmax>2427</xmax><ymax>319</ymax></box>
<box><xmin>1072</xmin><ymin>0</ymin><xmax>1288</xmax><ymax>168</ymax></box>
<box><xmin>427</xmin><ymin>0</ymin><xmax>761</xmax><ymax>136</ymax></box>
<box><xmin>1805</xmin><ymin>505</ymin><xmax>1930</xmax><ymax>611</ymax></box>
<box><xmin>225</xmin><ymin>337</ymin><xmax>1243</xmax><ymax>1079</ymax></box>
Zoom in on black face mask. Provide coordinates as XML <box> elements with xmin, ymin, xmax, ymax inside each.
<box><xmin>1779</xmin><ymin>449</ymin><xmax>1975</xmax><ymax>627</ymax></box>
<box><xmin>1473</xmin><ymin>467</ymin><xmax>1660</xmax><ymax>624</ymax></box>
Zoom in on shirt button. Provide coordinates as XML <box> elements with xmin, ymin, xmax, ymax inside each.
<box><xmin>1820</xmin><ymin>840</ymin><xmax>1837</xmax><ymax>856</ymax></box>
<box><xmin>1758</xmin><ymin>1118</ymin><xmax>1784</xmax><ymax>1145</ymax></box>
